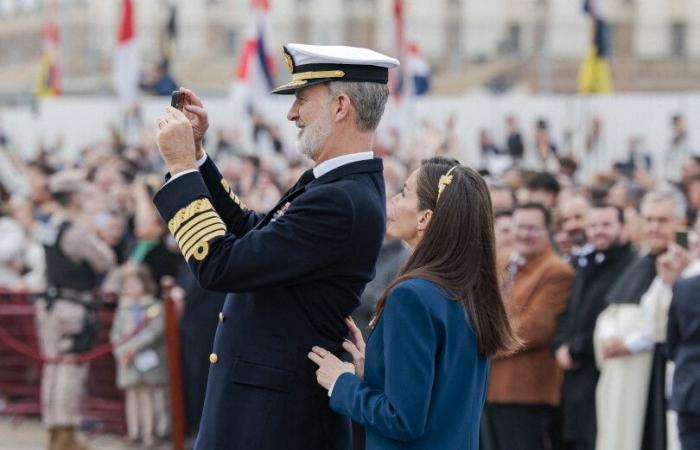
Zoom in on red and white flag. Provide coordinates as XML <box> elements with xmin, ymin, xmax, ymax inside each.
<box><xmin>390</xmin><ymin>0</ymin><xmax>430</xmax><ymax>98</ymax></box>
<box><xmin>230</xmin><ymin>0</ymin><xmax>276</xmax><ymax>113</ymax></box>
<box><xmin>388</xmin><ymin>0</ymin><xmax>405</xmax><ymax>99</ymax></box>
<box><xmin>112</xmin><ymin>0</ymin><xmax>140</xmax><ymax>103</ymax></box>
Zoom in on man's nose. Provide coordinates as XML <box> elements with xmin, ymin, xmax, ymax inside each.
<box><xmin>287</xmin><ymin>104</ymin><xmax>299</xmax><ymax>122</ymax></box>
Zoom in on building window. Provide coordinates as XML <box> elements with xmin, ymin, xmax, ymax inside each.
<box><xmin>671</xmin><ymin>22</ymin><xmax>686</xmax><ymax>58</ymax></box>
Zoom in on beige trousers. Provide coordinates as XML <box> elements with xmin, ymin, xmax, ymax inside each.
<box><xmin>36</xmin><ymin>299</ymin><xmax>89</xmax><ymax>427</ymax></box>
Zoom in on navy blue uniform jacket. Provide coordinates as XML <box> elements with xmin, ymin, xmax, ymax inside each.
<box><xmin>330</xmin><ymin>278</ymin><xmax>490</xmax><ymax>449</ymax></box>
<box><xmin>667</xmin><ymin>275</ymin><xmax>700</xmax><ymax>415</ymax></box>
<box><xmin>153</xmin><ymin>156</ymin><xmax>386</xmax><ymax>450</ymax></box>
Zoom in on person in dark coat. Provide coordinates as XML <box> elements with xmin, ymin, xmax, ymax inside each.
<box><xmin>505</xmin><ymin>115</ymin><xmax>524</xmax><ymax>166</ymax></box>
<box><xmin>151</xmin><ymin>44</ymin><xmax>399</xmax><ymax>450</ymax></box>
<box><xmin>553</xmin><ymin>204</ymin><xmax>636</xmax><ymax>450</ymax></box>
<box><xmin>667</xmin><ymin>274</ymin><xmax>700</xmax><ymax>450</ymax></box>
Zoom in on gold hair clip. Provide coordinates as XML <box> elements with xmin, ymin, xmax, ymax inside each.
<box><xmin>437</xmin><ymin>166</ymin><xmax>457</xmax><ymax>201</ymax></box>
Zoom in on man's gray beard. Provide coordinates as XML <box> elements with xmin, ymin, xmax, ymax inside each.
<box><xmin>297</xmin><ymin>115</ymin><xmax>331</xmax><ymax>160</ymax></box>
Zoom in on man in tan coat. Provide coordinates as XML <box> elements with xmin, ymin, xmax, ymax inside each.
<box><xmin>481</xmin><ymin>202</ymin><xmax>574</xmax><ymax>450</ymax></box>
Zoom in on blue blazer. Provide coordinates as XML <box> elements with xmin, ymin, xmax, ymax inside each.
<box><xmin>668</xmin><ymin>274</ymin><xmax>700</xmax><ymax>415</ymax></box>
<box><xmin>330</xmin><ymin>278</ymin><xmax>489</xmax><ymax>450</ymax></box>
<box><xmin>153</xmin><ymin>157</ymin><xmax>386</xmax><ymax>450</ymax></box>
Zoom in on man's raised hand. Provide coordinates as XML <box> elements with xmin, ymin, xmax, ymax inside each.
<box><xmin>178</xmin><ymin>87</ymin><xmax>209</xmax><ymax>159</ymax></box>
<box><xmin>156</xmin><ymin>107</ymin><xmax>197</xmax><ymax>175</ymax></box>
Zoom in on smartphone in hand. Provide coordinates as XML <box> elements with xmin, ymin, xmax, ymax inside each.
<box><xmin>171</xmin><ymin>90</ymin><xmax>183</xmax><ymax>110</ymax></box>
<box><xmin>675</xmin><ymin>229</ymin><xmax>689</xmax><ymax>249</ymax></box>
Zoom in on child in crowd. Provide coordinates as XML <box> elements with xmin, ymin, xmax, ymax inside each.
<box><xmin>110</xmin><ymin>263</ymin><xmax>168</xmax><ymax>448</ymax></box>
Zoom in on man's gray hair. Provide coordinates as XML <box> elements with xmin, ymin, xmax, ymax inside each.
<box><xmin>327</xmin><ymin>81</ymin><xmax>389</xmax><ymax>132</ymax></box>
<box><xmin>640</xmin><ymin>185</ymin><xmax>687</xmax><ymax>219</ymax></box>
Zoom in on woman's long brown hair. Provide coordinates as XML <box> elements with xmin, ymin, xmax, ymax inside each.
<box><xmin>371</xmin><ymin>157</ymin><xmax>518</xmax><ymax>357</ymax></box>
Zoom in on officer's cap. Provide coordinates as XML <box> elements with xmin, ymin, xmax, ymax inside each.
<box><xmin>272</xmin><ymin>43</ymin><xmax>400</xmax><ymax>95</ymax></box>
<box><xmin>48</xmin><ymin>170</ymin><xmax>87</xmax><ymax>195</ymax></box>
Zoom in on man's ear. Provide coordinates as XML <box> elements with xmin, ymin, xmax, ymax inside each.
<box><xmin>332</xmin><ymin>93</ymin><xmax>351</xmax><ymax>123</ymax></box>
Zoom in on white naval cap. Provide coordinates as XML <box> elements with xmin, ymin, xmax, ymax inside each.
<box><xmin>272</xmin><ymin>43</ymin><xmax>400</xmax><ymax>95</ymax></box>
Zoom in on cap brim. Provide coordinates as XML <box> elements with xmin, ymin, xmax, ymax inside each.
<box><xmin>271</xmin><ymin>78</ymin><xmax>331</xmax><ymax>95</ymax></box>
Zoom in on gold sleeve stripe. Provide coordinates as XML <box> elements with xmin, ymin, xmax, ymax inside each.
<box><xmin>185</xmin><ymin>229</ymin><xmax>226</xmax><ymax>261</ymax></box>
<box><xmin>168</xmin><ymin>198</ymin><xmax>214</xmax><ymax>235</ymax></box>
<box><xmin>220</xmin><ymin>178</ymin><xmax>248</xmax><ymax>211</ymax></box>
<box><xmin>175</xmin><ymin>210</ymin><xmax>220</xmax><ymax>242</ymax></box>
<box><xmin>176</xmin><ymin>213</ymin><xmax>221</xmax><ymax>245</ymax></box>
<box><xmin>230</xmin><ymin>191</ymin><xmax>248</xmax><ymax>210</ymax></box>
<box><xmin>181</xmin><ymin>223</ymin><xmax>227</xmax><ymax>257</ymax></box>
<box><xmin>181</xmin><ymin>222</ymin><xmax>226</xmax><ymax>256</ymax></box>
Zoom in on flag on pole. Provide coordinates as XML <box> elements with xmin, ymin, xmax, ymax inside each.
<box><xmin>234</xmin><ymin>0</ymin><xmax>276</xmax><ymax>107</ymax></box>
<box><xmin>578</xmin><ymin>0</ymin><xmax>613</xmax><ymax>94</ymax></box>
<box><xmin>389</xmin><ymin>0</ymin><xmax>405</xmax><ymax>99</ymax></box>
<box><xmin>406</xmin><ymin>41</ymin><xmax>431</xmax><ymax>96</ymax></box>
<box><xmin>113</xmin><ymin>0</ymin><xmax>140</xmax><ymax>103</ymax></box>
<box><xmin>390</xmin><ymin>0</ymin><xmax>430</xmax><ymax>98</ymax></box>
<box><xmin>36</xmin><ymin>0</ymin><xmax>61</xmax><ymax>97</ymax></box>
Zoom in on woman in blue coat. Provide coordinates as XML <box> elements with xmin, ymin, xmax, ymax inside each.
<box><xmin>309</xmin><ymin>157</ymin><xmax>518</xmax><ymax>449</ymax></box>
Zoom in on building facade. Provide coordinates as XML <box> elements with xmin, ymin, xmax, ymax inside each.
<box><xmin>1</xmin><ymin>0</ymin><xmax>700</xmax><ymax>94</ymax></box>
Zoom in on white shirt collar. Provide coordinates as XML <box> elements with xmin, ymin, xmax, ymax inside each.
<box><xmin>572</xmin><ymin>243</ymin><xmax>595</xmax><ymax>257</ymax></box>
<box><xmin>312</xmin><ymin>151</ymin><xmax>374</xmax><ymax>178</ymax></box>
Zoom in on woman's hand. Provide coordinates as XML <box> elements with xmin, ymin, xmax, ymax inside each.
<box><xmin>342</xmin><ymin>317</ymin><xmax>366</xmax><ymax>378</ymax></box>
<box><xmin>308</xmin><ymin>346</ymin><xmax>354</xmax><ymax>391</ymax></box>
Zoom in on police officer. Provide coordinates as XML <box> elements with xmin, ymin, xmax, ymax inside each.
<box><xmin>36</xmin><ymin>171</ymin><xmax>115</xmax><ymax>450</ymax></box>
<box><xmin>153</xmin><ymin>44</ymin><xmax>399</xmax><ymax>450</ymax></box>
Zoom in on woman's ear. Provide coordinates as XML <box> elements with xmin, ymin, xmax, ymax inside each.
<box><xmin>417</xmin><ymin>210</ymin><xmax>433</xmax><ymax>232</ymax></box>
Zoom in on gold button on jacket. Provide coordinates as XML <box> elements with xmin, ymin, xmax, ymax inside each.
<box><xmin>209</xmin><ymin>353</ymin><xmax>218</xmax><ymax>364</ymax></box>
<box><xmin>218</xmin><ymin>312</ymin><xmax>225</xmax><ymax>322</ymax></box>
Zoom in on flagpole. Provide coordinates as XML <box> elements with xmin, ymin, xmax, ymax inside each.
<box><xmin>113</xmin><ymin>0</ymin><xmax>141</xmax><ymax>146</ymax></box>
<box><xmin>391</xmin><ymin>0</ymin><xmax>409</xmax><ymax>158</ymax></box>
<box><xmin>535</xmin><ymin>0</ymin><xmax>551</xmax><ymax>94</ymax></box>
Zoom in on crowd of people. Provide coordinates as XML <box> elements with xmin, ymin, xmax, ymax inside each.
<box><xmin>0</xmin><ymin>99</ymin><xmax>699</xmax><ymax>450</ymax></box>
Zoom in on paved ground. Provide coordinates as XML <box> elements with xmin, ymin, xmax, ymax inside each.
<box><xmin>0</xmin><ymin>417</ymin><xmax>174</xmax><ymax>450</ymax></box>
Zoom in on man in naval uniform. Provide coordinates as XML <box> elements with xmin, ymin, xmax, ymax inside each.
<box><xmin>152</xmin><ymin>44</ymin><xmax>399</xmax><ymax>450</ymax></box>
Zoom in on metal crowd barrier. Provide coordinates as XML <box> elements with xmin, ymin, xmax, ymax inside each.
<box><xmin>0</xmin><ymin>289</ymin><xmax>185</xmax><ymax>450</ymax></box>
